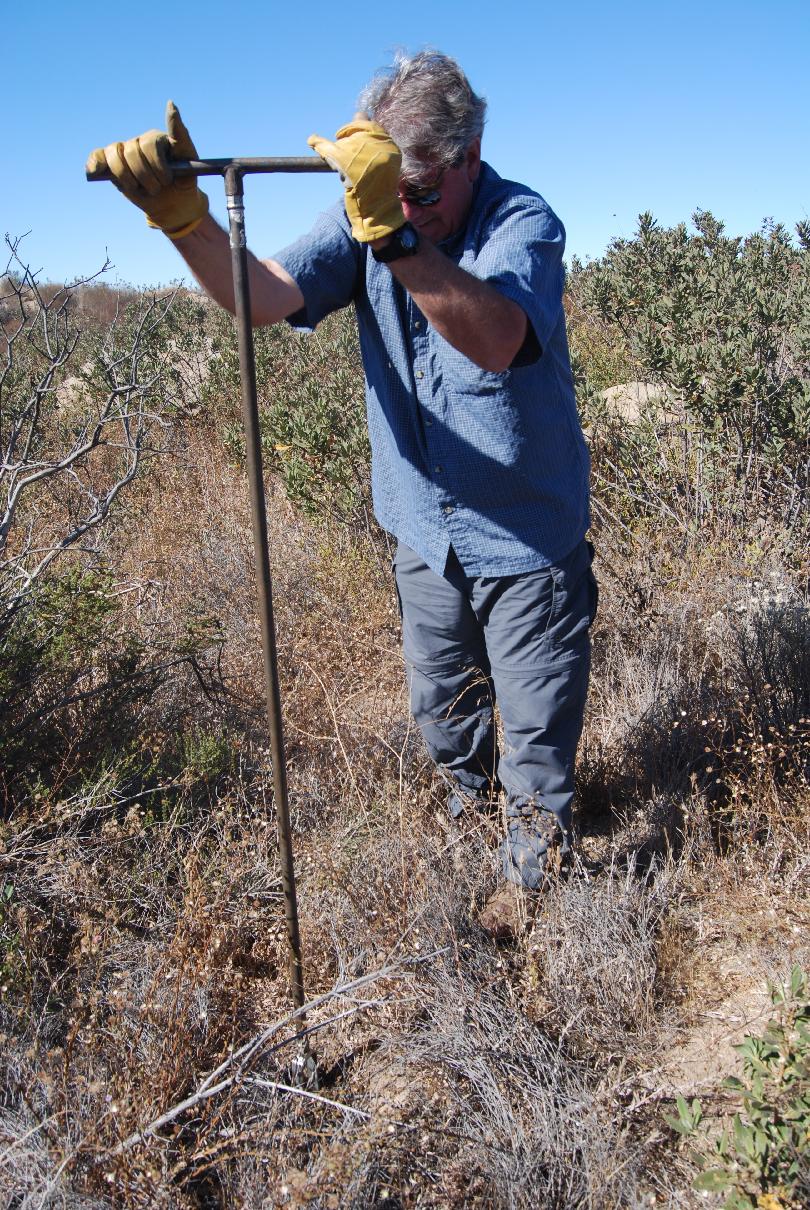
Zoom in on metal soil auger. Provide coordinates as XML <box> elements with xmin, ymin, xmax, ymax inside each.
<box><xmin>87</xmin><ymin>153</ymin><xmax>335</xmax><ymax>1014</ymax></box>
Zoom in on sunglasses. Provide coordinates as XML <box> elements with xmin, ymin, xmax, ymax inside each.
<box><xmin>398</xmin><ymin>181</ymin><xmax>443</xmax><ymax>208</ymax></box>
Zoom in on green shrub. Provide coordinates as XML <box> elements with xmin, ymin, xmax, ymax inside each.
<box><xmin>566</xmin><ymin>286</ymin><xmax>635</xmax><ymax>396</ymax></box>
<box><xmin>666</xmin><ymin>965</ymin><xmax>810</xmax><ymax>1209</ymax></box>
<box><xmin>1</xmin><ymin>567</ymin><xmax>157</xmax><ymax>802</ymax></box>
<box><xmin>568</xmin><ymin>212</ymin><xmax>810</xmax><ymax>533</ymax></box>
<box><xmin>204</xmin><ymin>307</ymin><xmax>373</xmax><ymax>531</ymax></box>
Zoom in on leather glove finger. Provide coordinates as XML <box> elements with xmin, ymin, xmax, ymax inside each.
<box><xmin>120</xmin><ymin>132</ymin><xmax>171</xmax><ymax>195</ymax></box>
<box><xmin>165</xmin><ymin>100</ymin><xmax>199</xmax><ymax>161</ymax></box>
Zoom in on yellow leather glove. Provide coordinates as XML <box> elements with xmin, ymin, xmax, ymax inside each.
<box><xmin>307</xmin><ymin>119</ymin><xmax>404</xmax><ymax>243</ymax></box>
<box><xmin>85</xmin><ymin>101</ymin><xmax>209</xmax><ymax>239</ymax></box>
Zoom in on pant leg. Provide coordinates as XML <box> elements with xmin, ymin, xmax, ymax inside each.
<box><xmin>472</xmin><ymin>540</ymin><xmax>598</xmax><ymax>888</ymax></box>
<box><xmin>394</xmin><ymin>543</ymin><xmax>498</xmax><ymax>799</ymax></box>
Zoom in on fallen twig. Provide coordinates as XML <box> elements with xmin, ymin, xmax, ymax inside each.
<box><xmin>245</xmin><ymin>1076</ymin><xmax>369</xmax><ymax>1119</ymax></box>
<box><xmin>109</xmin><ymin>956</ymin><xmax>434</xmax><ymax>1155</ymax></box>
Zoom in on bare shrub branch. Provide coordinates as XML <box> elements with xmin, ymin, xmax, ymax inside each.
<box><xmin>0</xmin><ymin>236</ymin><xmax>183</xmax><ymax>631</ymax></box>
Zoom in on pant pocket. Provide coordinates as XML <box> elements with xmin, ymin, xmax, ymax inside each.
<box><xmin>586</xmin><ymin>542</ymin><xmax>599</xmax><ymax>628</ymax></box>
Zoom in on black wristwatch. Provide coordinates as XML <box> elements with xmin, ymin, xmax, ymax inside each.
<box><xmin>371</xmin><ymin>222</ymin><xmax>420</xmax><ymax>263</ymax></box>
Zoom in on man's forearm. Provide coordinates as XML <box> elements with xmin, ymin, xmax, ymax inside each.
<box><xmin>173</xmin><ymin>214</ymin><xmax>304</xmax><ymax>326</ymax></box>
<box><xmin>385</xmin><ymin>238</ymin><xmax>528</xmax><ymax>373</ymax></box>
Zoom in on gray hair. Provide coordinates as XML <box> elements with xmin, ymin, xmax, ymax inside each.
<box><xmin>359</xmin><ymin>50</ymin><xmax>487</xmax><ymax>183</ymax></box>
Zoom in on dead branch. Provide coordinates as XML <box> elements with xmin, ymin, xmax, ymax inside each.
<box><xmin>0</xmin><ymin>236</ymin><xmax>182</xmax><ymax>630</ymax></box>
<box><xmin>110</xmin><ymin>951</ymin><xmax>447</xmax><ymax>1155</ymax></box>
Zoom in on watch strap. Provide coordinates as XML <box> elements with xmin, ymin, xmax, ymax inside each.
<box><xmin>371</xmin><ymin>222</ymin><xmax>420</xmax><ymax>263</ymax></box>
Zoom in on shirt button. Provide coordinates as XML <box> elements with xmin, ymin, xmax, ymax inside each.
<box><xmin>443</xmin><ymin>505</ymin><xmax>454</xmax><ymax>515</ymax></box>
<box><xmin>414</xmin><ymin>320</ymin><xmax>422</xmax><ymax>329</ymax></box>
<box><xmin>434</xmin><ymin>466</ymin><xmax>443</xmax><ymax>474</ymax></box>
<box><xmin>424</xmin><ymin>417</ymin><xmax>433</xmax><ymax>426</ymax></box>
<box><xmin>415</xmin><ymin>369</ymin><xmax>424</xmax><ymax>379</ymax></box>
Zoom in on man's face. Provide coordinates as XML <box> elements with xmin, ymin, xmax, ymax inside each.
<box><xmin>398</xmin><ymin>139</ymin><xmax>481</xmax><ymax>244</ymax></box>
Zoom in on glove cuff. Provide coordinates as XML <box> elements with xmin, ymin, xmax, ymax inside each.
<box><xmin>347</xmin><ymin>193</ymin><xmax>405</xmax><ymax>244</ymax></box>
<box><xmin>145</xmin><ymin>191</ymin><xmax>209</xmax><ymax>237</ymax></box>
<box><xmin>165</xmin><ymin>212</ymin><xmax>208</xmax><ymax>239</ymax></box>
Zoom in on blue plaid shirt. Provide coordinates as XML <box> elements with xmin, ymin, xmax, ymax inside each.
<box><xmin>274</xmin><ymin>163</ymin><xmax>590</xmax><ymax>576</ymax></box>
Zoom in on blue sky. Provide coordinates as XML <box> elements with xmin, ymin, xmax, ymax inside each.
<box><xmin>5</xmin><ymin>0</ymin><xmax>809</xmax><ymax>287</ymax></box>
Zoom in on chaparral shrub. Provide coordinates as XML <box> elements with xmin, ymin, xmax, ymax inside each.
<box><xmin>567</xmin><ymin>212</ymin><xmax>810</xmax><ymax>537</ymax></box>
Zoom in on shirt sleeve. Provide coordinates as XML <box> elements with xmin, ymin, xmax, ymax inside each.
<box><xmin>272</xmin><ymin>200</ymin><xmax>361</xmax><ymax>331</ymax></box>
<box><xmin>471</xmin><ymin>197</ymin><xmax>566</xmax><ymax>364</ymax></box>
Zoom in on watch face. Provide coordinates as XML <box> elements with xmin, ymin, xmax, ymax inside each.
<box><xmin>372</xmin><ymin>222</ymin><xmax>419</xmax><ymax>263</ymax></box>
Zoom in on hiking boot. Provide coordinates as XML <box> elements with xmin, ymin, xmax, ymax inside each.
<box><xmin>500</xmin><ymin>798</ymin><xmax>571</xmax><ymax>891</ymax></box>
<box><xmin>478</xmin><ymin>881</ymin><xmax>533</xmax><ymax>942</ymax></box>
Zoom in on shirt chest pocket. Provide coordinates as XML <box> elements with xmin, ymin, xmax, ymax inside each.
<box><xmin>439</xmin><ymin>341</ymin><xmax>510</xmax><ymax>393</ymax></box>
<box><xmin>446</xmin><ymin>385</ymin><xmax>525</xmax><ymax>469</ymax></box>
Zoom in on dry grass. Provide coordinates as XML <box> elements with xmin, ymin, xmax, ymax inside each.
<box><xmin>2</xmin><ymin>386</ymin><xmax>808</xmax><ymax>1209</ymax></box>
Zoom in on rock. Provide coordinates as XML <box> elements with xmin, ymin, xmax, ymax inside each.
<box><xmin>600</xmin><ymin>381</ymin><xmax>682</xmax><ymax>424</ymax></box>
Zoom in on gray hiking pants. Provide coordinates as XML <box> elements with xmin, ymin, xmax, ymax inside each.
<box><xmin>393</xmin><ymin>539</ymin><xmax>598</xmax><ymax>890</ymax></box>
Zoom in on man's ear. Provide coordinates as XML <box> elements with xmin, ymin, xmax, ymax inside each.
<box><xmin>465</xmin><ymin>137</ymin><xmax>482</xmax><ymax>182</ymax></box>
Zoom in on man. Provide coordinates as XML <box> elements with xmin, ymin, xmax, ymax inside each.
<box><xmin>87</xmin><ymin>51</ymin><xmax>597</xmax><ymax>938</ymax></box>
